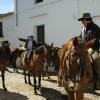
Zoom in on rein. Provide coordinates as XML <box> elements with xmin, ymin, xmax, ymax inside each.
<box><xmin>62</xmin><ymin>46</ymin><xmax>85</xmax><ymax>90</ymax></box>
<box><xmin>33</xmin><ymin>45</ymin><xmax>45</xmax><ymax>52</ymax></box>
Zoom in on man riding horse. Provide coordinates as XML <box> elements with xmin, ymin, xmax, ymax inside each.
<box><xmin>25</xmin><ymin>35</ymin><xmax>36</xmax><ymax>63</ymax></box>
<box><xmin>78</xmin><ymin>13</ymin><xmax>100</xmax><ymax>90</ymax></box>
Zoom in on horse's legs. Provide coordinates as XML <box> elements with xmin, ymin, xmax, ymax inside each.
<box><xmin>28</xmin><ymin>71</ymin><xmax>31</xmax><ymax>85</ymax></box>
<box><xmin>1</xmin><ymin>71</ymin><xmax>7</xmax><ymax>91</ymax></box>
<box><xmin>38</xmin><ymin>75</ymin><xmax>42</xmax><ymax>94</ymax></box>
<box><xmin>68</xmin><ymin>92</ymin><xmax>75</xmax><ymax>100</ymax></box>
<box><xmin>13</xmin><ymin>62</ymin><xmax>15</xmax><ymax>72</ymax></box>
<box><xmin>76</xmin><ymin>90</ymin><xmax>84</xmax><ymax>100</ymax></box>
<box><xmin>58</xmin><ymin>69</ymin><xmax>63</xmax><ymax>86</ymax></box>
<box><xmin>13</xmin><ymin>61</ymin><xmax>18</xmax><ymax>72</ymax></box>
<box><xmin>65</xmin><ymin>87</ymin><xmax>75</xmax><ymax>100</ymax></box>
<box><xmin>42</xmin><ymin>73</ymin><xmax>44</xmax><ymax>80</ymax></box>
<box><xmin>38</xmin><ymin>75</ymin><xmax>41</xmax><ymax>88</ymax></box>
<box><xmin>33</xmin><ymin>75</ymin><xmax>37</xmax><ymax>94</ymax></box>
<box><xmin>46</xmin><ymin>65</ymin><xmax>50</xmax><ymax>79</ymax></box>
<box><xmin>23</xmin><ymin>70</ymin><xmax>27</xmax><ymax>83</ymax></box>
<box><xmin>92</xmin><ymin>62</ymin><xmax>98</xmax><ymax>90</ymax></box>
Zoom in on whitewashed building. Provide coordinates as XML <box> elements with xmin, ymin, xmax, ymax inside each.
<box><xmin>0</xmin><ymin>0</ymin><xmax>100</xmax><ymax>48</ymax></box>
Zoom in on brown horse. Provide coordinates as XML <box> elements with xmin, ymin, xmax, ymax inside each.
<box><xmin>59</xmin><ymin>37</ymin><xmax>95</xmax><ymax>100</ymax></box>
<box><xmin>20</xmin><ymin>43</ymin><xmax>53</xmax><ymax>94</ymax></box>
<box><xmin>0</xmin><ymin>40</ymin><xmax>11</xmax><ymax>90</ymax></box>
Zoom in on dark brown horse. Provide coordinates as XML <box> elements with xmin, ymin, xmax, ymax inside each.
<box><xmin>51</xmin><ymin>47</ymin><xmax>61</xmax><ymax>72</ymax></box>
<box><xmin>20</xmin><ymin>43</ymin><xmax>53</xmax><ymax>94</ymax></box>
<box><xmin>42</xmin><ymin>43</ymin><xmax>53</xmax><ymax>80</ymax></box>
<box><xmin>10</xmin><ymin>48</ymin><xmax>25</xmax><ymax>72</ymax></box>
<box><xmin>0</xmin><ymin>40</ymin><xmax>11</xmax><ymax>90</ymax></box>
<box><xmin>59</xmin><ymin>37</ymin><xmax>95</xmax><ymax>100</ymax></box>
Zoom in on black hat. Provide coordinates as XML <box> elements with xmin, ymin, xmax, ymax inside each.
<box><xmin>78</xmin><ymin>13</ymin><xmax>92</xmax><ymax>21</ymax></box>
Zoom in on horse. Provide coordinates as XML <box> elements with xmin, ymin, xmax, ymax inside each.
<box><xmin>59</xmin><ymin>37</ymin><xmax>95</xmax><ymax>100</ymax></box>
<box><xmin>20</xmin><ymin>43</ymin><xmax>53</xmax><ymax>94</ymax></box>
<box><xmin>88</xmin><ymin>48</ymin><xmax>100</xmax><ymax>90</ymax></box>
<box><xmin>0</xmin><ymin>40</ymin><xmax>11</xmax><ymax>90</ymax></box>
<box><xmin>51</xmin><ymin>47</ymin><xmax>61</xmax><ymax>72</ymax></box>
<box><xmin>42</xmin><ymin>43</ymin><xmax>53</xmax><ymax>80</ymax></box>
<box><xmin>10</xmin><ymin>48</ymin><xmax>25</xmax><ymax>72</ymax></box>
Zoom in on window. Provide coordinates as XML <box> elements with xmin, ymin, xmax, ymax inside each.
<box><xmin>35</xmin><ymin>0</ymin><xmax>43</xmax><ymax>4</ymax></box>
<box><xmin>36</xmin><ymin>25</ymin><xmax>45</xmax><ymax>43</ymax></box>
<box><xmin>0</xmin><ymin>22</ymin><xmax>3</xmax><ymax>37</ymax></box>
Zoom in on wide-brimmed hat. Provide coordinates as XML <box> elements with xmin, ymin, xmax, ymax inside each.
<box><xmin>78</xmin><ymin>13</ymin><xmax>92</xmax><ymax>21</ymax></box>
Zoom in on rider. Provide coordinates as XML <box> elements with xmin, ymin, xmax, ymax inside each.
<box><xmin>78</xmin><ymin>13</ymin><xmax>100</xmax><ymax>50</ymax></box>
<box><xmin>78</xmin><ymin>13</ymin><xmax>100</xmax><ymax>90</ymax></box>
<box><xmin>25</xmin><ymin>35</ymin><xmax>36</xmax><ymax>62</ymax></box>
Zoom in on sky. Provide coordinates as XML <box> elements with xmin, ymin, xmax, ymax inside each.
<box><xmin>0</xmin><ymin>0</ymin><xmax>14</xmax><ymax>14</ymax></box>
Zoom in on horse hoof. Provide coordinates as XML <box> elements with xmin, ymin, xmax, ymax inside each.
<box><xmin>37</xmin><ymin>86</ymin><xmax>41</xmax><ymax>90</ymax></box>
<box><xmin>29</xmin><ymin>82</ymin><xmax>32</xmax><ymax>85</ymax></box>
<box><xmin>4</xmin><ymin>88</ymin><xmax>7</xmax><ymax>91</ymax></box>
<box><xmin>34</xmin><ymin>91</ymin><xmax>38</xmax><ymax>95</ymax></box>
<box><xmin>25</xmin><ymin>81</ymin><xmax>27</xmax><ymax>84</ymax></box>
<box><xmin>48</xmin><ymin>77</ymin><xmax>51</xmax><ymax>80</ymax></box>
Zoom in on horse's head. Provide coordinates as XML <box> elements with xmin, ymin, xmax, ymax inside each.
<box><xmin>63</xmin><ymin>37</ymin><xmax>93</xmax><ymax>92</ymax></box>
<box><xmin>43</xmin><ymin>43</ymin><xmax>53</xmax><ymax>67</ymax></box>
<box><xmin>0</xmin><ymin>40</ymin><xmax>11</xmax><ymax>62</ymax></box>
<box><xmin>1</xmin><ymin>40</ymin><xmax>10</xmax><ymax>48</ymax></box>
<box><xmin>66</xmin><ymin>37</ymin><xmax>83</xmax><ymax>64</ymax></box>
<box><xmin>34</xmin><ymin>43</ymin><xmax>53</xmax><ymax>67</ymax></box>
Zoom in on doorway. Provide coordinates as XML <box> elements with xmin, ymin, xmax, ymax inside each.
<box><xmin>36</xmin><ymin>25</ymin><xmax>45</xmax><ymax>43</ymax></box>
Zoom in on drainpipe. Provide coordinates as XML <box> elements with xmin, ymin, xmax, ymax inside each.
<box><xmin>15</xmin><ymin>0</ymin><xmax>18</xmax><ymax>26</ymax></box>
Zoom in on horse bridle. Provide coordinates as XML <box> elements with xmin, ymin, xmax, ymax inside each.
<box><xmin>62</xmin><ymin>46</ymin><xmax>84</xmax><ymax>91</ymax></box>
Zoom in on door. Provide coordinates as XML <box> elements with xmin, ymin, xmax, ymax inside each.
<box><xmin>37</xmin><ymin>25</ymin><xmax>45</xmax><ymax>43</ymax></box>
<box><xmin>0</xmin><ymin>22</ymin><xmax>3</xmax><ymax>37</ymax></box>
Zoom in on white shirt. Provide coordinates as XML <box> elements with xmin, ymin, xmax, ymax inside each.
<box><xmin>81</xmin><ymin>27</ymin><xmax>86</xmax><ymax>40</ymax></box>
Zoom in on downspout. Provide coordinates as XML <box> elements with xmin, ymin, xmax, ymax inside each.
<box><xmin>15</xmin><ymin>0</ymin><xmax>18</xmax><ymax>26</ymax></box>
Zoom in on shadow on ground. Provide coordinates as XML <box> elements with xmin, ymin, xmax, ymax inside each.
<box><xmin>0</xmin><ymin>89</ymin><xmax>28</xmax><ymax>100</ymax></box>
<box><xmin>43</xmin><ymin>78</ymin><xmax>57</xmax><ymax>84</ymax></box>
<box><xmin>85</xmin><ymin>88</ymin><xmax>100</xmax><ymax>96</ymax></box>
<box><xmin>41</xmin><ymin>87</ymin><xmax>67</xmax><ymax>100</ymax></box>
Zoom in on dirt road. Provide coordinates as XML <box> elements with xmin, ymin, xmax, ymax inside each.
<box><xmin>0</xmin><ymin>68</ymin><xmax>100</xmax><ymax>100</ymax></box>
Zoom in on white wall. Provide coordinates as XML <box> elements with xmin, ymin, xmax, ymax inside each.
<box><xmin>0</xmin><ymin>14</ymin><xmax>19</xmax><ymax>48</ymax></box>
<box><xmin>1</xmin><ymin>0</ymin><xmax>100</xmax><ymax>48</ymax></box>
<box><xmin>15</xmin><ymin>0</ymin><xmax>81</xmax><ymax>47</ymax></box>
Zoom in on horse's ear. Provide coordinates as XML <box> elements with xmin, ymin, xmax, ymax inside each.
<box><xmin>73</xmin><ymin>37</ymin><xmax>78</xmax><ymax>46</ymax></box>
<box><xmin>51</xmin><ymin>43</ymin><xmax>53</xmax><ymax>47</ymax></box>
<box><xmin>85</xmin><ymin>38</ymin><xmax>96</xmax><ymax>49</ymax></box>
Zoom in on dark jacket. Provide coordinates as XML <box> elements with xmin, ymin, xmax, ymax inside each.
<box><xmin>25</xmin><ymin>40</ymin><xmax>36</xmax><ymax>49</ymax></box>
<box><xmin>81</xmin><ymin>21</ymin><xmax>100</xmax><ymax>51</ymax></box>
